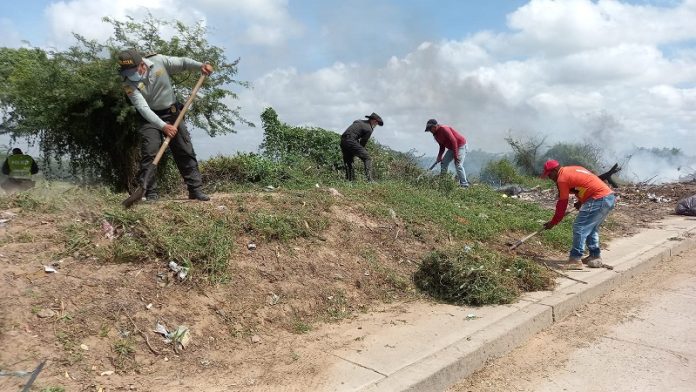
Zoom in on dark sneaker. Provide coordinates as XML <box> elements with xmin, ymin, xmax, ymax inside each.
<box><xmin>145</xmin><ymin>192</ymin><xmax>159</xmax><ymax>202</ymax></box>
<box><xmin>189</xmin><ymin>191</ymin><xmax>210</xmax><ymax>201</ymax></box>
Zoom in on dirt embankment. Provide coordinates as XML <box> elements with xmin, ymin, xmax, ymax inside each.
<box><xmin>1</xmin><ymin>182</ymin><xmax>694</xmax><ymax>391</ymax></box>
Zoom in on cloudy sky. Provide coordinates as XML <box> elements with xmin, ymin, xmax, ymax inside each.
<box><xmin>2</xmin><ymin>0</ymin><xmax>696</xmax><ymax>168</ymax></box>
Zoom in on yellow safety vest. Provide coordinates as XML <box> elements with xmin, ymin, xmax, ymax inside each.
<box><xmin>7</xmin><ymin>154</ymin><xmax>33</xmax><ymax>179</ymax></box>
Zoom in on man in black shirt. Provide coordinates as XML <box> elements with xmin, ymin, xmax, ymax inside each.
<box><xmin>340</xmin><ymin>113</ymin><xmax>383</xmax><ymax>181</ymax></box>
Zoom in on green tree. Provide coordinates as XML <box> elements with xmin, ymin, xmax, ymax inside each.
<box><xmin>543</xmin><ymin>142</ymin><xmax>603</xmax><ymax>172</ymax></box>
<box><xmin>0</xmin><ymin>15</ymin><xmax>250</xmax><ymax>190</ymax></box>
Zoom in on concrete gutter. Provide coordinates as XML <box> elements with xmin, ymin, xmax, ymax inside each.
<box><xmin>319</xmin><ymin>216</ymin><xmax>696</xmax><ymax>392</ymax></box>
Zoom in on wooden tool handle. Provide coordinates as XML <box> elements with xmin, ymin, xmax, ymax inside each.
<box><xmin>152</xmin><ymin>73</ymin><xmax>208</xmax><ymax>165</ymax></box>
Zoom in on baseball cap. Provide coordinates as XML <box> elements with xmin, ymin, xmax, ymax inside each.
<box><xmin>117</xmin><ymin>49</ymin><xmax>143</xmax><ymax>76</ymax></box>
<box><xmin>541</xmin><ymin>159</ymin><xmax>560</xmax><ymax>178</ymax></box>
<box><xmin>424</xmin><ymin>119</ymin><xmax>437</xmax><ymax>132</ymax></box>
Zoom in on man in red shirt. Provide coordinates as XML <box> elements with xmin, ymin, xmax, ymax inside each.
<box><xmin>542</xmin><ymin>159</ymin><xmax>616</xmax><ymax>270</ymax></box>
<box><xmin>424</xmin><ymin>119</ymin><xmax>470</xmax><ymax>188</ymax></box>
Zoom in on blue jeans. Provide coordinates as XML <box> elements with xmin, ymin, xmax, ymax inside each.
<box><xmin>441</xmin><ymin>145</ymin><xmax>469</xmax><ymax>186</ymax></box>
<box><xmin>570</xmin><ymin>193</ymin><xmax>616</xmax><ymax>259</ymax></box>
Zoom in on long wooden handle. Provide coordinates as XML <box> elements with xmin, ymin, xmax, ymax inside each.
<box><xmin>152</xmin><ymin>73</ymin><xmax>208</xmax><ymax>166</ymax></box>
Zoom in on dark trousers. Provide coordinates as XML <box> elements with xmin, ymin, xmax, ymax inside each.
<box><xmin>138</xmin><ymin>113</ymin><xmax>203</xmax><ymax>195</ymax></box>
<box><xmin>340</xmin><ymin>139</ymin><xmax>372</xmax><ymax>181</ymax></box>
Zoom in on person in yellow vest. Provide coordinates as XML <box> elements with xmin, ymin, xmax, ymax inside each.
<box><xmin>1</xmin><ymin>148</ymin><xmax>39</xmax><ymax>192</ymax></box>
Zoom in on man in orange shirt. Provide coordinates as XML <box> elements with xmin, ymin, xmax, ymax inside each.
<box><xmin>541</xmin><ymin>160</ymin><xmax>616</xmax><ymax>270</ymax></box>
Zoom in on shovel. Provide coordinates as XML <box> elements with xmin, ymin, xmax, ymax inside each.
<box><xmin>122</xmin><ymin>73</ymin><xmax>208</xmax><ymax>208</ymax></box>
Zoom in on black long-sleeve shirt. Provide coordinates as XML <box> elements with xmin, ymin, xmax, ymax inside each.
<box><xmin>341</xmin><ymin>120</ymin><xmax>373</xmax><ymax>147</ymax></box>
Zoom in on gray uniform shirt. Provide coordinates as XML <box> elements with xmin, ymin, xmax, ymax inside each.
<box><xmin>122</xmin><ymin>54</ymin><xmax>202</xmax><ymax>129</ymax></box>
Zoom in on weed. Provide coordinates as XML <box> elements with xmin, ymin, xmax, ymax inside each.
<box><xmin>40</xmin><ymin>387</ymin><xmax>66</xmax><ymax>392</ymax></box>
<box><xmin>292</xmin><ymin>320</ymin><xmax>312</xmax><ymax>334</ymax></box>
<box><xmin>113</xmin><ymin>337</ymin><xmax>136</xmax><ymax>371</ymax></box>
<box><xmin>325</xmin><ymin>292</ymin><xmax>351</xmax><ymax>321</ymax></box>
<box><xmin>99</xmin><ymin>324</ymin><xmax>110</xmax><ymax>338</ymax></box>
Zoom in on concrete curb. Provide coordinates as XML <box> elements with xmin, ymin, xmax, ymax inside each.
<box><xmin>342</xmin><ymin>217</ymin><xmax>696</xmax><ymax>392</ymax></box>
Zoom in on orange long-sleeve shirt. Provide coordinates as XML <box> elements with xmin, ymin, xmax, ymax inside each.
<box><xmin>550</xmin><ymin>166</ymin><xmax>613</xmax><ymax>225</ymax></box>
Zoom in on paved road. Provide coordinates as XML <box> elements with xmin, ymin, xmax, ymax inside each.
<box><xmin>450</xmin><ymin>248</ymin><xmax>696</xmax><ymax>392</ymax></box>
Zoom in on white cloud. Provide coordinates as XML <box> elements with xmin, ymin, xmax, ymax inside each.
<box><xmin>43</xmin><ymin>0</ymin><xmax>203</xmax><ymax>47</ymax></box>
<box><xmin>234</xmin><ymin>0</ymin><xmax>696</xmax><ymax>162</ymax></box>
<box><xmin>196</xmin><ymin>0</ymin><xmax>303</xmax><ymax>45</ymax></box>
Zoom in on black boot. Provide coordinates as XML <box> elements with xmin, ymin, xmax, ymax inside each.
<box><xmin>345</xmin><ymin>164</ymin><xmax>355</xmax><ymax>181</ymax></box>
<box><xmin>189</xmin><ymin>189</ymin><xmax>210</xmax><ymax>201</ymax></box>
<box><xmin>364</xmin><ymin>159</ymin><xmax>374</xmax><ymax>182</ymax></box>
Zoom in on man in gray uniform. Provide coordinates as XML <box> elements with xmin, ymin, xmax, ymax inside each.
<box><xmin>340</xmin><ymin>113</ymin><xmax>383</xmax><ymax>181</ymax></box>
<box><xmin>118</xmin><ymin>49</ymin><xmax>212</xmax><ymax>201</ymax></box>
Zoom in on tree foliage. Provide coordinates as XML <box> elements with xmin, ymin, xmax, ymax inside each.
<box><xmin>543</xmin><ymin>142</ymin><xmax>603</xmax><ymax>172</ymax></box>
<box><xmin>504</xmin><ymin>134</ymin><xmax>546</xmax><ymax>175</ymax></box>
<box><xmin>0</xmin><ymin>15</ymin><xmax>250</xmax><ymax>190</ymax></box>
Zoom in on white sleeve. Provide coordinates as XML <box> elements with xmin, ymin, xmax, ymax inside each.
<box><xmin>127</xmin><ymin>88</ymin><xmax>166</xmax><ymax>129</ymax></box>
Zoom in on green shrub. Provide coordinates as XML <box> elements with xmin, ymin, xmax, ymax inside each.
<box><xmin>480</xmin><ymin>158</ymin><xmax>523</xmax><ymax>185</ymax></box>
<box><xmin>201</xmin><ymin>153</ymin><xmax>288</xmax><ymax>190</ymax></box>
<box><xmin>543</xmin><ymin>143</ymin><xmax>602</xmax><ymax>172</ymax></box>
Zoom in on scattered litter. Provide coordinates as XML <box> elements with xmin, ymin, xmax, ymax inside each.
<box><xmin>247</xmin><ymin>243</ymin><xmax>257</xmax><ymax>251</ymax></box>
<box><xmin>263</xmin><ymin>185</ymin><xmax>276</xmax><ymax>192</ymax></box>
<box><xmin>216</xmin><ymin>205</ymin><xmax>228</xmax><ymax>211</ymax></box>
<box><xmin>465</xmin><ymin>314</ymin><xmax>477</xmax><ymax>320</ymax></box>
<box><xmin>327</xmin><ymin>188</ymin><xmax>342</xmax><ymax>197</ymax></box>
<box><xmin>389</xmin><ymin>208</ymin><xmax>397</xmax><ymax>220</ymax></box>
<box><xmin>101</xmin><ymin>219</ymin><xmax>115</xmax><ymax>240</ymax></box>
<box><xmin>267</xmin><ymin>293</ymin><xmax>280</xmax><ymax>306</ymax></box>
<box><xmin>37</xmin><ymin>308</ymin><xmax>56</xmax><ymax>318</ymax></box>
<box><xmin>315</xmin><ymin>183</ymin><xmax>320</xmax><ymax>188</ymax></box>
<box><xmin>80</xmin><ymin>344</ymin><xmax>89</xmax><ymax>351</ymax></box>
<box><xmin>100</xmin><ymin>370</ymin><xmax>115</xmax><ymax>376</ymax></box>
<box><xmin>156</xmin><ymin>272</ymin><xmax>169</xmax><ymax>288</ymax></box>
<box><xmin>168</xmin><ymin>261</ymin><xmax>189</xmax><ymax>281</ymax></box>
<box><xmin>364</xmin><ymin>270</ymin><xmax>370</xmax><ymax>276</ymax></box>
<box><xmin>1</xmin><ymin>211</ymin><xmax>17</xmax><ymax>218</ymax></box>
<box><xmin>0</xmin><ymin>218</ymin><xmax>10</xmax><ymax>225</ymax></box>
<box><xmin>44</xmin><ymin>265</ymin><xmax>58</xmax><ymax>273</ymax></box>
<box><xmin>463</xmin><ymin>246</ymin><xmax>472</xmax><ymax>253</ymax></box>
<box><xmin>154</xmin><ymin>322</ymin><xmax>169</xmax><ymax>337</ymax></box>
<box><xmin>171</xmin><ymin>326</ymin><xmax>191</xmax><ymax>351</ymax></box>
<box><xmin>647</xmin><ymin>193</ymin><xmax>671</xmax><ymax>203</ymax></box>
<box><xmin>251</xmin><ymin>335</ymin><xmax>262</xmax><ymax>344</ymax></box>
<box><xmin>153</xmin><ymin>322</ymin><xmax>191</xmax><ymax>352</ymax></box>
<box><xmin>146</xmin><ymin>303</ymin><xmax>153</xmax><ymax>310</ymax></box>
